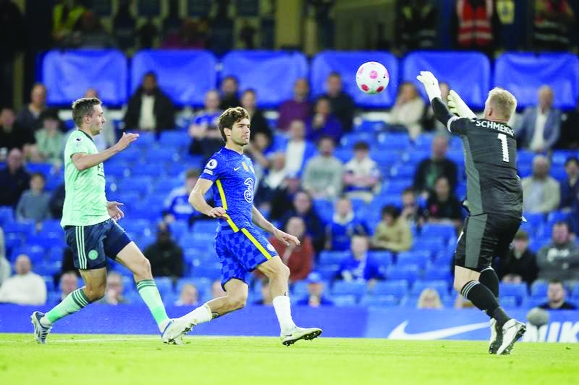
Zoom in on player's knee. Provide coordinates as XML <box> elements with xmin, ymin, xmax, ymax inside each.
<box><xmin>453</xmin><ymin>278</ymin><xmax>468</xmax><ymax>293</ymax></box>
<box><xmin>132</xmin><ymin>257</ymin><xmax>152</xmax><ymax>279</ymax></box>
<box><xmin>275</xmin><ymin>263</ymin><xmax>290</xmax><ymax>281</ymax></box>
<box><xmin>227</xmin><ymin>293</ymin><xmax>248</xmax><ymax>311</ymax></box>
<box><xmin>85</xmin><ymin>286</ymin><xmax>105</xmax><ymax>302</ymax></box>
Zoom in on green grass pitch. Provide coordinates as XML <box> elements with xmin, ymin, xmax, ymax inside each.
<box><xmin>1</xmin><ymin>334</ymin><xmax>578</xmax><ymax>385</ymax></box>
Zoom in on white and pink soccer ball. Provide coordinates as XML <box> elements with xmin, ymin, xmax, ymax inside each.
<box><xmin>355</xmin><ymin>61</ymin><xmax>389</xmax><ymax>94</ymax></box>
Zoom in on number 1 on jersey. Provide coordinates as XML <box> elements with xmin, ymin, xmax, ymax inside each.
<box><xmin>497</xmin><ymin>133</ymin><xmax>509</xmax><ymax>163</ymax></box>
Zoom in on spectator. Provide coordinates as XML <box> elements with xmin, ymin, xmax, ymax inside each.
<box><xmin>283</xmin><ymin>120</ymin><xmax>317</xmax><ymax>177</ymax></box>
<box><xmin>536</xmin><ymin>221</ymin><xmax>579</xmax><ymax>281</ymax></box>
<box><xmin>143</xmin><ymin>222</ymin><xmax>184</xmax><ymax>279</ymax></box>
<box><xmin>175</xmin><ymin>283</ymin><xmax>200</xmax><ymax>306</ymax></box>
<box><xmin>188</xmin><ymin>90</ymin><xmax>223</xmax><ymax>160</ymax></box>
<box><xmin>413</xmin><ymin>134</ymin><xmax>458</xmax><ymax>198</ymax></box>
<box><xmin>124</xmin><ymin>72</ymin><xmax>175</xmax><ymax>132</ymax></box>
<box><xmin>162</xmin><ymin>18</ymin><xmax>205</xmax><ymax>49</ymax></box>
<box><xmin>371</xmin><ymin>204</ymin><xmax>412</xmax><ymax>252</ymax></box>
<box><xmin>559</xmin><ymin>157</ymin><xmax>579</xmax><ymax>233</ymax></box>
<box><xmin>493</xmin><ymin>230</ymin><xmax>538</xmax><ymax>287</ymax></box>
<box><xmin>454</xmin><ymin>0</ymin><xmax>496</xmax><ymax>57</ymax></box>
<box><xmin>245</xmin><ymin>129</ymin><xmax>272</xmax><ymax>183</ymax></box>
<box><xmin>516</xmin><ymin>86</ymin><xmax>562</xmax><ymax>153</ymax></box>
<box><xmin>277</xmin><ymin>78</ymin><xmax>313</xmax><ymax>132</ymax></box>
<box><xmin>241</xmin><ymin>89</ymin><xmax>272</xmax><ymax>144</ymax></box>
<box><xmin>52</xmin><ymin>0</ymin><xmax>86</xmax><ymax>44</ymax></box>
<box><xmin>533</xmin><ymin>0</ymin><xmax>575</xmax><ymax>52</ymax></box>
<box><xmin>557</xmin><ymin>97</ymin><xmax>579</xmax><ymax>149</ymax></box>
<box><xmin>101</xmin><ymin>272</ymin><xmax>129</xmax><ymax>305</ymax></box>
<box><xmin>424</xmin><ymin>82</ymin><xmax>451</xmax><ymax>132</ymax></box>
<box><xmin>84</xmin><ymin>88</ymin><xmax>116</xmax><ymax>151</ymax></box>
<box><xmin>268</xmin><ymin>173</ymin><xmax>302</xmax><ymax>222</ymax></box>
<box><xmin>62</xmin><ymin>10</ymin><xmax>117</xmax><ymax>49</ymax></box>
<box><xmin>305</xmin><ymin>97</ymin><xmax>343</xmax><ymax>144</ymax></box>
<box><xmin>16</xmin><ymin>172</ymin><xmax>51</xmax><ymax>223</ymax></box>
<box><xmin>0</xmin><ymin>106</ymin><xmax>35</xmax><ymax>156</ymax></box>
<box><xmin>302</xmin><ymin>137</ymin><xmax>343</xmax><ymax>200</ymax></box>
<box><xmin>255</xmin><ymin>152</ymin><xmax>287</xmax><ymax>209</ymax></box>
<box><xmin>343</xmin><ymin>141</ymin><xmax>381</xmax><ymax>203</ymax></box>
<box><xmin>395</xmin><ymin>0</ymin><xmax>438</xmax><ymax>53</ymax></box>
<box><xmin>400</xmin><ymin>187</ymin><xmax>426</xmax><ymax>227</ymax></box>
<box><xmin>296</xmin><ymin>272</ymin><xmax>334</xmax><ymax>307</ymax></box>
<box><xmin>338</xmin><ymin>235</ymin><xmax>385</xmax><ymax>284</ymax></box>
<box><xmin>322</xmin><ymin>72</ymin><xmax>355</xmax><ymax>132</ymax></box>
<box><xmin>0</xmin><ymin>227</ymin><xmax>9</xmax><ymax>287</ymax></box>
<box><xmin>327</xmin><ymin>197</ymin><xmax>370</xmax><ymax>251</ymax></box>
<box><xmin>219</xmin><ymin>75</ymin><xmax>240</xmax><ymax>110</ymax></box>
<box><xmin>32</xmin><ymin>109</ymin><xmax>64</xmax><ymax>167</ymax></box>
<box><xmin>280</xmin><ymin>191</ymin><xmax>326</xmax><ymax>253</ymax></box>
<box><xmin>48</xmin><ymin>182</ymin><xmax>65</xmax><ymax>219</ymax></box>
<box><xmin>425</xmin><ymin>176</ymin><xmax>463</xmax><ymax>227</ymax></box>
<box><xmin>163</xmin><ymin>169</ymin><xmax>205</xmax><ymax>225</ymax></box>
<box><xmin>386</xmin><ymin>82</ymin><xmax>426</xmax><ymax>139</ymax></box>
<box><xmin>0</xmin><ymin>254</ymin><xmax>46</xmax><ymax>305</ymax></box>
<box><xmin>522</xmin><ymin>155</ymin><xmax>560</xmax><ymax>214</ymax></box>
<box><xmin>417</xmin><ymin>288</ymin><xmax>444</xmax><ymax>309</ymax></box>
<box><xmin>57</xmin><ymin>271</ymin><xmax>78</xmax><ymax>303</ymax></box>
<box><xmin>253</xmin><ymin>279</ymin><xmax>273</xmax><ymax>305</ymax></box>
<box><xmin>0</xmin><ymin>148</ymin><xmax>31</xmax><ymax>207</ymax></box>
<box><xmin>538</xmin><ymin>279</ymin><xmax>577</xmax><ymax>310</ymax></box>
<box><xmin>16</xmin><ymin>83</ymin><xmax>50</xmax><ymax>133</ymax></box>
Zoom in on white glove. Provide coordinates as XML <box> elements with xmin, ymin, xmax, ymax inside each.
<box><xmin>447</xmin><ymin>90</ymin><xmax>476</xmax><ymax>119</ymax></box>
<box><xmin>416</xmin><ymin>71</ymin><xmax>441</xmax><ymax>101</ymax></box>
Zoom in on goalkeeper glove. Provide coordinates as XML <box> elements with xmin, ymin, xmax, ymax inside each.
<box><xmin>447</xmin><ymin>90</ymin><xmax>476</xmax><ymax>119</ymax></box>
<box><xmin>416</xmin><ymin>71</ymin><xmax>441</xmax><ymax>101</ymax></box>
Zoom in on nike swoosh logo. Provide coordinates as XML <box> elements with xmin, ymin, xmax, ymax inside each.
<box><xmin>388</xmin><ymin>321</ymin><xmax>489</xmax><ymax>340</ymax></box>
<box><xmin>234</xmin><ymin>167</ymin><xmax>241</xmax><ymax>171</ymax></box>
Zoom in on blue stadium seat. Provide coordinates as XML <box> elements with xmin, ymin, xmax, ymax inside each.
<box><xmin>340</xmin><ymin>132</ymin><xmax>376</xmax><ymax>148</ymax></box>
<box><xmin>311</xmin><ymin>51</ymin><xmax>399</xmax><ymax>108</ymax></box>
<box><xmin>499</xmin><ymin>296</ymin><xmax>519</xmax><ymax>309</ymax></box>
<box><xmin>27</xmin><ymin>235</ymin><xmax>65</xmax><ymax>250</ymax></box>
<box><xmin>47</xmin><ymin>247</ymin><xmax>64</xmax><ymax>262</ymax></box>
<box><xmin>27</xmin><ymin>162</ymin><xmax>53</xmax><ymax>177</ymax></box>
<box><xmin>367</xmin><ymin>251</ymin><xmax>393</xmax><ymax>267</ymax></box>
<box><xmin>413</xmin><ymin>238</ymin><xmax>447</xmax><ymax>257</ymax></box>
<box><xmin>318</xmin><ymin>251</ymin><xmax>348</xmax><ymax>266</ymax></box>
<box><xmin>552</xmin><ymin>150</ymin><xmax>579</xmax><ymax>166</ymax></box>
<box><xmin>176</xmin><ymin>277</ymin><xmax>212</xmax><ymax>297</ymax></box>
<box><xmin>292</xmin><ymin>281</ymin><xmax>309</xmax><ymax>297</ymax></box>
<box><xmin>499</xmin><ymin>283</ymin><xmax>528</xmax><ymax>305</ymax></box>
<box><xmin>370</xmin><ymin>280</ymin><xmax>409</xmax><ymax>298</ymax></box>
<box><xmin>413</xmin><ymin>133</ymin><xmax>435</xmax><ymax>150</ymax></box>
<box><xmin>129</xmin><ymin>162</ymin><xmax>168</xmax><ymax>178</ymax></box>
<box><xmin>222</xmin><ymin>51</ymin><xmax>308</xmax><ymax>107</ymax></box>
<box><xmin>360</xmin><ymin>294</ymin><xmax>400</xmax><ymax>307</ymax></box>
<box><xmin>34</xmin><ymin>261</ymin><xmax>61</xmax><ymax>276</ymax></box>
<box><xmin>333</xmin><ymin>148</ymin><xmax>353</xmax><ymax>163</ymax></box>
<box><xmin>389</xmin><ymin>164</ymin><xmax>416</xmax><ymax>180</ymax></box>
<box><xmin>159</xmin><ymin>131</ymin><xmax>189</xmax><ymax>148</ymax></box>
<box><xmin>494</xmin><ymin>53</ymin><xmax>579</xmax><ymax>109</ymax></box>
<box><xmin>117</xmin><ymin>177</ymin><xmax>152</xmax><ymax>197</ymax></box>
<box><xmin>376</xmin><ymin>132</ymin><xmax>411</xmax><ymax>151</ymax></box>
<box><xmin>191</xmin><ymin>263</ymin><xmax>222</xmax><ymax>281</ymax></box>
<box><xmin>411</xmin><ymin>280</ymin><xmax>449</xmax><ymax>296</ymax></box>
<box><xmin>154</xmin><ymin>277</ymin><xmax>174</xmax><ymax>297</ymax></box>
<box><xmin>397</xmin><ymin>251</ymin><xmax>431</xmax><ymax>269</ymax></box>
<box><xmin>2</xmin><ymin>221</ymin><xmax>36</xmax><ymax>238</ymax></box>
<box><xmin>191</xmin><ymin>220</ymin><xmax>218</xmax><ymax>235</ymax></box>
<box><xmin>12</xmin><ymin>245</ymin><xmax>45</xmax><ymax>263</ymax></box>
<box><xmin>131</xmin><ymin>50</ymin><xmax>217</xmax><ymax>107</ymax></box>
<box><xmin>521</xmin><ymin>296</ymin><xmax>545</xmax><ymax>309</ymax></box>
<box><xmin>0</xmin><ymin>206</ymin><xmax>14</xmax><ymax>225</ymax></box>
<box><xmin>147</xmin><ymin>148</ymin><xmax>179</xmax><ymax>163</ymax></box>
<box><xmin>331</xmin><ymin>281</ymin><xmax>367</xmax><ymax>299</ymax></box>
<box><xmin>403</xmin><ymin>51</ymin><xmax>491</xmax><ymax>109</ymax></box>
<box><xmin>332</xmin><ymin>295</ymin><xmax>358</xmax><ymax>307</ymax></box>
<box><xmin>531</xmin><ymin>281</ymin><xmax>549</xmax><ymax>298</ymax></box>
<box><xmin>318</xmin><ymin>264</ymin><xmax>341</xmax><ymax>281</ymax></box>
<box><xmin>43</xmin><ymin>276</ymin><xmax>55</xmax><ymax>293</ymax></box>
<box><xmin>121</xmin><ymin>219</ymin><xmax>153</xmax><ymax>238</ymax></box>
<box><xmin>422</xmin><ymin>268</ymin><xmax>452</xmax><ymax>281</ymax></box>
<box><xmin>355</xmin><ymin>119</ymin><xmax>386</xmax><ymax>133</ymax></box>
<box><xmin>386</xmin><ymin>266</ymin><xmax>420</xmax><ymax>284</ymax></box>
<box><xmin>419</xmin><ymin>223</ymin><xmax>456</xmax><ymax>242</ymax></box>
<box><xmin>42</xmin><ymin>50</ymin><xmax>128</xmax><ymax>106</ymax></box>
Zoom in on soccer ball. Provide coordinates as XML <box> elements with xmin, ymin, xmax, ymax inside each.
<box><xmin>355</xmin><ymin>61</ymin><xmax>389</xmax><ymax>94</ymax></box>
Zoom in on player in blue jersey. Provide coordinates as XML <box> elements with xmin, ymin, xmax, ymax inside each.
<box><xmin>178</xmin><ymin>107</ymin><xmax>322</xmax><ymax>345</ymax></box>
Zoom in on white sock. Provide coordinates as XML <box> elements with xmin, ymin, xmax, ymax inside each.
<box><xmin>40</xmin><ymin>316</ymin><xmax>52</xmax><ymax>327</ymax></box>
<box><xmin>159</xmin><ymin>319</ymin><xmax>170</xmax><ymax>333</ymax></box>
<box><xmin>272</xmin><ymin>296</ymin><xmax>296</xmax><ymax>334</ymax></box>
<box><xmin>184</xmin><ymin>303</ymin><xmax>213</xmax><ymax>326</ymax></box>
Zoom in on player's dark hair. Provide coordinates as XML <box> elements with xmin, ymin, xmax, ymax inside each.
<box><xmin>381</xmin><ymin>204</ymin><xmax>401</xmax><ymax>220</ymax></box>
<box><xmin>71</xmin><ymin>97</ymin><xmax>101</xmax><ymax>127</ymax></box>
<box><xmin>218</xmin><ymin>107</ymin><xmax>249</xmax><ymax>142</ymax></box>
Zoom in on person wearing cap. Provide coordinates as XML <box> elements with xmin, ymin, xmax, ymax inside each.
<box><xmin>143</xmin><ymin>222</ymin><xmax>184</xmax><ymax>280</ymax></box>
<box><xmin>493</xmin><ymin>230</ymin><xmax>538</xmax><ymax>288</ymax></box>
<box><xmin>296</xmin><ymin>272</ymin><xmax>334</xmax><ymax>307</ymax></box>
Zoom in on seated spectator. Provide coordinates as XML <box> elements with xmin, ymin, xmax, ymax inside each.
<box><xmin>557</xmin><ymin>97</ymin><xmax>579</xmax><ymax>149</ymax></box>
<box><xmin>522</xmin><ymin>155</ymin><xmax>560</xmax><ymax>214</ymax></box>
<box><xmin>559</xmin><ymin>156</ymin><xmax>579</xmax><ymax>233</ymax></box>
<box><xmin>175</xmin><ymin>283</ymin><xmax>200</xmax><ymax>306</ymax></box>
<box><xmin>413</xmin><ymin>134</ymin><xmax>458</xmax><ymax>199</ymax></box>
<box><xmin>211</xmin><ymin>279</ymin><xmax>226</xmax><ymax>299</ymax></box>
<box><xmin>302</xmin><ymin>137</ymin><xmax>343</xmax><ymax>200</ymax></box>
<box><xmin>268</xmin><ymin>173</ymin><xmax>302</xmax><ymax>221</ymax></box>
<box><xmin>143</xmin><ymin>222</ymin><xmax>184</xmax><ymax>279</ymax></box>
<box><xmin>0</xmin><ymin>106</ymin><xmax>36</xmax><ymax>157</ymax></box>
<box><xmin>338</xmin><ymin>235</ymin><xmax>385</xmax><ymax>284</ymax></box>
<box><xmin>32</xmin><ymin>109</ymin><xmax>64</xmax><ymax>167</ymax></box>
<box><xmin>84</xmin><ymin>88</ymin><xmax>116</xmax><ymax>151</ymax></box>
<box><xmin>533</xmin><ymin>0</ymin><xmax>575</xmax><ymax>52</ymax></box>
<box><xmin>305</xmin><ymin>97</ymin><xmax>343</xmax><ymax>143</ymax></box>
<box><xmin>62</xmin><ymin>10</ymin><xmax>117</xmax><ymax>49</ymax></box>
<box><xmin>163</xmin><ymin>169</ymin><xmax>205</xmax><ymax>225</ymax></box>
<box><xmin>241</xmin><ymin>89</ymin><xmax>272</xmax><ymax>144</ymax></box>
<box><xmin>101</xmin><ymin>272</ymin><xmax>129</xmax><ymax>305</ymax></box>
<box><xmin>188</xmin><ymin>90</ymin><xmax>223</xmax><ymax>160</ymax></box>
<box><xmin>253</xmin><ymin>279</ymin><xmax>273</xmax><ymax>306</ymax></box>
<box><xmin>417</xmin><ymin>288</ymin><xmax>443</xmax><ymax>309</ymax></box>
<box><xmin>385</xmin><ymin>82</ymin><xmax>426</xmax><ymax>139</ymax></box>
<box><xmin>16</xmin><ymin>172</ymin><xmax>51</xmax><ymax>224</ymax></box>
<box><xmin>277</xmin><ymin>78</ymin><xmax>313</xmax><ymax>132</ymax></box>
<box><xmin>296</xmin><ymin>272</ymin><xmax>334</xmax><ymax>307</ymax></box>
<box><xmin>322</xmin><ymin>72</ymin><xmax>355</xmax><ymax>132</ymax></box>
<box><xmin>536</xmin><ymin>221</ymin><xmax>579</xmax><ymax>281</ymax></box>
<box><xmin>16</xmin><ymin>83</ymin><xmax>53</xmax><ymax>133</ymax></box>
<box><xmin>516</xmin><ymin>85</ymin><xmax>561</xmax><ymax>153</ymax></box>
<box><xmin>425</xmin><ymin>176</ymin><xmax>463</xmax><ymax>228</ymax></box>
<box><xmin>245</xmin><ymin>130</ymin><xmax>272</xmax><ymax>182</ymax></box>
<box><xmin>371</xmin><ymin>204</ymin><xmax>412</xmax><ymax>252</ymax></box>
<box><xmin>538</xmin><ymin>279</ymin><xmax>577</xmax><ymax>310</ymax></box>
<box><xmin>327</xmin><ymin>197</ymin><xmax>370</xmax><ymax>251</ymax></box>
<box><xmin>57</xmin><ymin>271</ymin><xmax>79</xmax><ymax>303</ymax></box>
<box><xmin>280</xmin><ymin>191</ymin><xmax>326</xmax><ymax>253</ymax></box>
<box><xmin>161</xmin><ymin>18</ymin><xmax>205</xmax><ymax>49</ymax></box>
<box><xmin>124</xmin><ymin>71</ymin><xmax>175</xmax><ymax>132</ymax></box>
<box><xmin>343</xmin><ymin>141</ymin><xmax>381</xmax><ymax>203</ymax></box>
<box><xmin>0</xmin><ymin>254</ymin><xmax>46</xmax><ymax>305</ymax></box>
<box><xmin>254</xmin><ymin>152</ymin><xmax>287</xmax><ymax>208</ymax></box>
<box><xmin>0</xmin><ymin>148</ymin><xmax>31</xmax><ymax>207</ymax></box>
<box><xmin>283</xmin><ymin>120</ymin><xmax>317</xmax><ymax>177</ymax></box>
<box><xmin>424</xmin><ymin>82</ymin><xmax>450</xmax><ymax>132</ymax></box>
<box><xmin>219</xmin><ymin>75</ymin><xmax>241</xmax><ymax>110</ymax></box>
<box><xmin>400</xmin><ymin>187</ymin><xmax>426</xmax><ymax>227</ymax></box>
<box><xmin>493</xmin><ymin>230</ymin><xmax>538</xmax><ymax>287</ymax></box>
<box><xmin>49</xmin><ymin>182</ymin><xmax>66</xmax><ymax>219</ymax></box>
<box><xmin>0</xmin><ymin>227</ymin><xmax>10</xmax><ymax>287</ymax></box>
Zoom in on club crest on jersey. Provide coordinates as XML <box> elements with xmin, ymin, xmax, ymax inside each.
<box><xmin>242</xmin><ymin>162</ymin><xmax>249</xmax><ymax>172</ymax></box>
<box><xmin>206</xmin><ymin>159</ymin><xmax>218</xmax><ymax>169</ymax></box>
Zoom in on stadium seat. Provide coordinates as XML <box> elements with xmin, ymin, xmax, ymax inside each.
<box><xmin>311</xmin><ymin>51</ymin><xmax>399</xmax><ymax>108</ymax></box>
<box><xmin>531</xmin><ymin>281</ymin><xmax>549</xmax><ymax>298</ymax></box>
<box><xmin>129</xmin><ymin>162</ymin><xmax>167</xmax><ymax>178</ymax></box>
<box><xmin>43</xmin><ymin>276</ymin><xmax>55</xmax><ymax>293</ymax></box>
<box><xmin>318</xmin><ymin>264</ymin><xmax>341</xmax><ymax>281</ymax></box>
<box><xmin>292</xmin><ymin>281</ymin><xmax>309</xmax><ymax>297</ymax></box>
<box><xmin>331</xmin><ymin>295</ymin><xmax>358</xmax><ymax>307</ymax></box>
<box><xmin>397</xmin><ymin>251</ymin><xmax>431</xmax><ymax>269</ymax></box>
<box><xmin>419</xmin><ymin>223</ymin><xmax>456</xmax><ymax>243</ymax></box>
<box><xmin>154</xmin><ymin>277</ymin><xmax>174</xmax><ymax>297</ymax></box>
<box><xmin>521</xmin><ymin>296</ymin><xmax>545</xmax><ymax>309</ymax></box>
<box><xmin>499</xmin><ymin>283</ymin><xmax>528</xmax><ymax>305</ymax></box>
<box><xmin>176</xmin><ymin>277</ymin><xmax>212</xmax><ymax>298</ymax></box>
<box><xmin>422</xmin><ymin>268</ymin><xmax>452</xmax><ymax>281</ymax></box>
<box><xmin>147</xmin><ymin>148</ymin><xmax>179</xmax><ymax>163</ymax></box>
<box><xmin>2</xmin><ymin>221</ymin><xmax>36</xmax><ymax>238</ymax></box>
<box><xmin>360</xmin><ymin>294</ymin><xmax>400</xmax><ymax>307</ymax></box>
<box><xmin>191</xmin><ymin>220</ymin><xmax>218</xmax><ymax>235</ymax></box>
<box><xmin>386</xmin><ymin>266</ymin><xmax>419</xmax><ymax>284</ymax></box>
<box><xmin>331</xmin><ymin>281</ymin><xmax>367</xmax><ymax>299</ymax></box>
<box><xmin>367</xmin><ymin>251</ymin><xmax>393</xmax><ymax>267</ymax></box>
<box><xmin>27</xmin><ymin>162</ymin><xmax>53</xmax><ymax>177</ymax></box>
<box><xmin>370</xmin><ymin>280</ymin><xmax>409</xmax><ymax>299</ymax></box>
<box><xmin>499</xmin><ymin>296</ymin><xmax>519</xmax><ymax>309</ymax></box>
<box><xmin>318</xmin><ymin>251</ymin><xmax>348</xmax><ymax>266</ymax></box>
<box><xmin>0</xmin><ymin>206</ymin><xmax>14</xmax><ymax>225</ymax></box>
<box><xmin>413</xmin><ymin>238</ymin><xmax>447</xmax><ymax>257</ymax></box>
<box><xmin>340</xmin><ymin>132</ymin><xmax>376</xmax><ymax>148</ymax></box>
<box><xmin>411</xmin><ymin>280</ymin><xmax>449</xmax><ymax>296</ymax></box>
<box><xmin>12</xmin><ymin>245</ymin><xmax>45</xmax><ymax>263</ymax></box>
<box><xmin>191</xmin><ymin>264</ymin><xmax>222</xmax><ymax>281</ymax></box>
<box><xmin>159</xmin><ymin>131</ymin><xmax>189</xmax><ymax>148</ymax></box>
<box><xmin>222</xmin><ymin>50</ymin><xmax>308</xmax><ymax>107</ymax></box>
<box><xmin>377</xmin><ymin>132</ymin><xmax>411</xmax><ymax>151</ymax></box>
<box><xmin>389</xmin><ymin>164</ymin><xmax>416</xmax><ymax>180</ymax></box>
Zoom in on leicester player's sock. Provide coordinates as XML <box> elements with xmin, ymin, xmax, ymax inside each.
<box><xmin>185</xmin><ymin>303</ymin><xmax>213</xmax><ymax>325</ymax></box>
<box><xmin>479</xmin><ymin>267</ymin><xmax>499</xmax><ymax>297</ymax></box>
<box><xmin>42</xmin><ymin>288</ymin><xmax>90</xmax><ymax>326</ymax></box>
<box><xmin>461</xmin><ymin>280</ymin><xmax>511</xmax><ymax>327</ymax></box>
<box><xmin>136</xmin><ymin>279</ymin><xmax>169</xmax><ymax>332</ymax></box>
<box><xmin>273</xmin><ymin>295</ymin><xmax>297</xmax><ymax>334</ymax></box>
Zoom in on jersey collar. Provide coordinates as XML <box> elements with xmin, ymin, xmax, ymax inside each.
<box><xmin>78</xmin><ymin>129</ymin><xmax>95</xmax><ymax>143</ymax></box>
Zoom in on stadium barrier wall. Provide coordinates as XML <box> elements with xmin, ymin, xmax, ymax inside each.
<box><xmin>1</xmin><ymin>305</ymin><xmax>578</xmax><ymax>343</ymax></box>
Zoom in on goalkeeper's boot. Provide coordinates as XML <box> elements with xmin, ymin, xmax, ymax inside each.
<box><xmin>496</xmin><ymin>319</ymin><xmax>526</xmax><ymax>355</ymax></box>
<box><xmin>281</xmin><ymin>327</ymin><xmax>322</xmax><ymax>346</ymax></box>
<box><xmin>31</xmin><ymin>311</ymin><xmax>52</xmax><ymax>344</ymax></box>
<box><xmin>161</xmin><ymin>318</ymin><xmax>192</xmax><ymax>345</ymax></box>
<box><xmin>488</xmin><ymin>318</ymin><xmax>502</xmax><ymax>354</ymax></box>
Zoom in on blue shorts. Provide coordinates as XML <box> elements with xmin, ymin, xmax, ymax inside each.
<box><xmin>215</xmin><ymin>225</ymin><xmax>279</xmax><ymax>287</ymax></box>
<box><xmin>64</xmin><ymin>219</ymin><xmax>132</xmax><ymax>270</ymax></box>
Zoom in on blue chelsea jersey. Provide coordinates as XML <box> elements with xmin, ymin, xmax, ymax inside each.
<box><xmin>200</xmin><ymin>147</ymin><xmax>256</xmax><ymax>230</ymax></box>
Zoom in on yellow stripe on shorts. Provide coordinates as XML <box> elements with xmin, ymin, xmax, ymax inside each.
<box><xmin>241</xmin><ymin>228</ymin><xmax>272</xmax><ymax>260</ymax></box>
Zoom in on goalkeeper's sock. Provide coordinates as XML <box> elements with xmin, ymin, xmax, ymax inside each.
<box><xmin>136</xmin><ymin>279</ymin><xmax>169</xmax><ymax>332</ymax></box>
<box><xmin>273</xmin><ymin>295</ymin><xmax>297</xmax><ymax>334</ymax></box>
<box><xmin>461</xmin><ymin>280</ymin><xmax>510</xmax><ymax>327</ymax></box>
<box><xmin>479</xmin><ymin>267</ymin><xmax>499</xmax><ymax>298</ymax></box>
<box><xmin>42</xmin><ymin>288</ymin><xmax>90</xmax><ymax>326</ymax></box>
